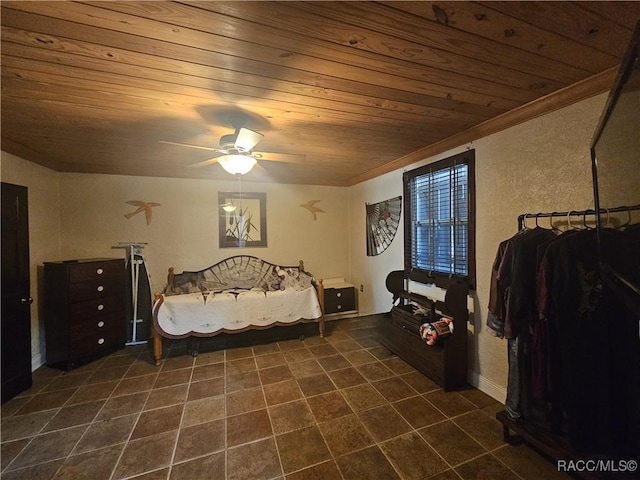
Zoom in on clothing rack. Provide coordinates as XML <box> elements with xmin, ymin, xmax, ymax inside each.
<box><xmin>496</xmin><ymin>205</ymin><xmax>640</xmax><ymax>476</ymax></box>
<box><xmin>517</xmin><ymin>204</ymin><xmax>640</xmax><ymax>231</ymax></box>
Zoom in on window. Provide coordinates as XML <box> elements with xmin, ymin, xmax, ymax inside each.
<box><xmin>403</xmin><ymin>150</ymin><xmax>475</xmax><ymax>289</ymax></box>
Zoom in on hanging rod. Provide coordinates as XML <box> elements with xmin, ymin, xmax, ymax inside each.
<box><xmin>518</xmin><ymin>204</ymin><xmax>640</xmax><ymax>230</ymax></box>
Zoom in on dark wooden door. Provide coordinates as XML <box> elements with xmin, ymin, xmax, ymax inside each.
<box><xmin>1</xmin><ymin>182</ymin><xmax>32</xmax><ymax>403</ymax></box>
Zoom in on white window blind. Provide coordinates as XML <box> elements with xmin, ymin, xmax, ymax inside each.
<box><xmin>404</xmin><ymin>150</ymin><xmax>475</xmax><ymax>287</ymax></box>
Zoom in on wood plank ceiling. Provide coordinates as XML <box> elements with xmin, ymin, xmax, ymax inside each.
<box><xmin>2</xmin><ymin>1</ymin><xmax>639</xmax><ymax>186</ymax></box>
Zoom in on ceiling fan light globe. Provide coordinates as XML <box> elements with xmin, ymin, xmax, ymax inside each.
<box><xmin>217</xmin><ymin>154</ymin><xmax>257</xmax><ymax>175</ymax></box>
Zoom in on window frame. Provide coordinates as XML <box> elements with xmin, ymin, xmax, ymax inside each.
<box><xmin>403</xmin><ymin>150</ymin><xmax>476</xmax><ymax>290</ymax></box>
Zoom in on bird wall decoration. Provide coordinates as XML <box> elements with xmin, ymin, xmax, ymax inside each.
<box><xmin>300</xmin><ymin>200</ymin><xmax>325</xmax><ymax>220</ymax></box>
<box><xmin>124</xmin><ymin>200</ymin><xmax>161</xmax><ymax>225</ymax></box>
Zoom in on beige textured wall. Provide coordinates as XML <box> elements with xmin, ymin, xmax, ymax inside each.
<box><xmin>350</xmin><ymin>93</ymin><xmax>609</xmax><ymax>400</ymax></box>
<box><xmin>0</xmin><ymin>152</ymin><xmax>62</xmax><ymax>368</ymax></box>
<box><xmin>57</xmin><ymin>174</ymin><xmax>350</xmax><ymax>294</ymax></box>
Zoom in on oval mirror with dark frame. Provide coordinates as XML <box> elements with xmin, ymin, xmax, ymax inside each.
<box><xmin>590</xmin><ymin>20</ymin><xmax>640</xmax><ymax>311</ymax></box>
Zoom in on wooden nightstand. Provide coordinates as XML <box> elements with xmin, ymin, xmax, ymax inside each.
<box><xmin>322</xmin><ymin>278</ymin><xmax>358</xmax><ymax>318</ymax></box>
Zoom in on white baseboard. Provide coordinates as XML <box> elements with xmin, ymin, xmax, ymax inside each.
<box><xmin>468</xmin><ymin>370</ymin><xmax>507</xmax><ymax>404</ymax></box>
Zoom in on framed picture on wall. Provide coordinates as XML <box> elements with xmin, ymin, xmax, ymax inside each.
<box><xmin>218</xmin><ymin>192</ymin><xmax>267</xmax><ymax>248</ymax></box>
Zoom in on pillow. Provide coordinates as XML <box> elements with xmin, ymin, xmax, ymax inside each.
<box><xmin>165</xmin><ymin>271</ymin><xmax>205</xmax><ymax>296</ymax></box>
<box><xmin>284</xmin><ymin>268</ymin><xmax>313</xmax><ymax>290</ymax></box>
<box><xmin>260</xmin><ymin>268</ymin><xmax>279</xmax><ymax>291</ymax></box>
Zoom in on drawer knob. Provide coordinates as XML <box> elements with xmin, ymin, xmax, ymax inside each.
<box><xmin>98</xmin><ymin>321</ymin><xmax>105</xmax><ymax>328</ymax></box>
<box><xmin>97</xmin><ymin>304</ymin><xmax>104</xmax><ymax>311</ymax></box>
<box><xmin>97</xmin><ymin>285</ymin><xmax>104</xmax><ymax>292</ymax></box>
<box><xmin>97</xmin><ymin>268</ymin><xmax>104</xmax><ymax>275</ymax></box>
<box><xmin>337</xmin><ymin>305</ymin><xmax>342</xmax><ymax>310</ymax></box>
<box><xmin>337</xmin><ymin>292</ymin><xmax>342</xmax><ymax>298</ymax></box>
<box><xmin>98</xmin><ymin>338</ymin><xmax>105</xmax><ymax>345</ymax></box>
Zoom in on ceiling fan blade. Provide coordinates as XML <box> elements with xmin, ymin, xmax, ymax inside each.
<box><xmin>159</xmin><ymin>140</ymin><xmax>220</xmax><ymax>152</ymax></box>
<box><xmin>235</xmin><ymin>128</ymin><xmax>264</xmax><ymax>152</ymax></box>
<box><xmin>188</xmin><ymin>157</ymin><xmax>222</xmax><ymax>168</ymax></box>
<box><xmin>252</xmin><ymin>151</ymin><xmax>307</xmax><ymax>164</ymax></box>
<box><xmin>248</xmin><ymin>162</ymin><xmax>270</xmax><ymax>176</ymax></box>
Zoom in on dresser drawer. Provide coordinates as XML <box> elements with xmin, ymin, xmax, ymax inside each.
<box><xmin>69</xmin><ymin>310</ymin><xmax>125</xmax><ymax>338</ymax></box>
<box><xmin>70</xmin><ymin>325</ymin><xmax>124</xmax><ymax>359</ymax></box>
<box><xmin>324</xmin><ymin>287</ymin><xmax>356</xmax><ymax>314</ymax></box>
<box><xmin>68</xmin><ymin>260</ymin><xmax>124</xmax><ymax>285</ymax></box>
<box><xmin>68</xmin><ymin>276</ymin><xmax>124</xmax><ymax>303</ymax></box>
<box><xmin>69</xmin><ymin>295</ymin><xmax>125</xmax><ymax>323</ymax></box>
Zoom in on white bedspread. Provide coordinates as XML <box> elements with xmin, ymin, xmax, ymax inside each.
<box><xmin>153</xmin><ymin>287</ymin><xmax>322</xmax><ymax>338</ymax></box>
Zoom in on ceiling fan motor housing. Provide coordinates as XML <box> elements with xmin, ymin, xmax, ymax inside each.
<box><xmin>220</xmin><ymin>133</ymin><xmax>242</xmax><ymax>152</ymax></box>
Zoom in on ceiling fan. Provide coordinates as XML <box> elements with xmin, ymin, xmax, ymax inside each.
<box><xmin>159</xmin><ymin>127</ymin><xmax>305</xmax><ymax>175</ymax></box>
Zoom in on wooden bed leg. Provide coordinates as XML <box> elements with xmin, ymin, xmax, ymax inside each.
<box><xmin>151</xmin><ymin>292</ymin><xmax>165</xmax><ymax>366</ymax></box>
<box><xmin>187</xmin><ymin>337</ymin><xmax>200</xmax><ymax>357</ymax></box>
<box><xmin>318</xmin><ymin>279</ymin><xmax>325</xmax><ymax>338</ymax></box>
<box><xmin>151</xmin><ymin>326</ymin><xmax>162</xmax><ymax>366</ymax></box>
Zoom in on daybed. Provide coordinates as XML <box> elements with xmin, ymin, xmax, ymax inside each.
<box><xmin>151</xmin><ymin>255</ymin><xmax>325</xmax><ymax>365</ymax></box>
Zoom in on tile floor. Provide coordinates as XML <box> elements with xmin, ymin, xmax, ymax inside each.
<box><xmin>1</xmin><ymin>315</ymin><xmax>569</xmax><ymax>480</ymax></box>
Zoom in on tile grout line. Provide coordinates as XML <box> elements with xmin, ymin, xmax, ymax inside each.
<box><xmin>164</xmin><ymin>352</ymin><xmax>197</xmax><ymax>480</ymax></box>
<box><xmin>381</xmin><ymin>371</ymin><xmax>497</xmax><ymax>478</ymax></box>
<box><xmin>314</xmin><ymin>327</ymin><xmax>402</xmax><ymax>479</ymax></box>
<box><xmin>6</xmin><ymin>351</ymin><xmax>146</xmax><ymax>478</ymax></box>
<box><xmin>106</xmin><ymin>349</ymin><xmax>156</xmax><ymax>480</ymax></box>
<box><xmin>486</xmin><ymin>443</ymin><xmax>530</xmax><ymax>480</ymax></box>
<box><xmin>255</xmin><ymin>341</ymin><xmax>287</xmax><ymax>480</ymax></box>
<box><xmin>337</xmin><ymin>351</ymin><xmax>410</xmax><ymax>480</ymax></box>
<box><xmin>302</xmin><ymin>350</ymin><xmax>347</xmax><ymax>480</ymax></box>
<box><xmin>291</xmin><ymin>332</ymin><xmax>350</xmax><ymax>479</ymax></box>
<box><xmin>323</xmin><ymin>325</ymin><xmax>465</xmax><ymax>479</ymax></box>
<box><xmin>3</xmin><ymin>364</ymin><xmax>78</xmax><ymax>472</ymax></box>
<box><xmin>2</xmin><ymin>317</ymin><xmax>551</xmax><ymax>480</ymax></box>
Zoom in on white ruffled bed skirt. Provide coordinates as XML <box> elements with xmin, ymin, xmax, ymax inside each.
<box><xmin>153</xmin><ymin>287</ymin><xmax>322</xmax><ymax>338</ymax></box>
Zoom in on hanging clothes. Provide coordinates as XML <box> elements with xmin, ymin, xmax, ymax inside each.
<box><xmin>488</xmin><ymin>227</ymin><xmax>555</xmax><ymax>420</ymax></box>
<box><xmin>532</xmin><ymin>229</ymin><xmax>580</xmax><ymax>404</ymax></box>
<box><xmin>497</xmin><ymin>227</ymin><xmax>556</xmax><ymax>340</ymax></box>
<box><xmin>542</xmin><ymin>229</ymin><xmax>640</xmax><ymax>454</ymax></box>
<box><xmin>486</xmin><ymin>238</ymin><xmax>509</xmax><ymax>338</ymax></box>
<box><xmin>489</xmin><ymin>216</ymin><xmax>640</xmax><ymax>458</ymax></box>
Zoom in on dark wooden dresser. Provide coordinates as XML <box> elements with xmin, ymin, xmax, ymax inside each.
<box><xmin>44</xmin><ymin>258</ymin><xmax>126</xmax><ymax>370</ymax></box>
